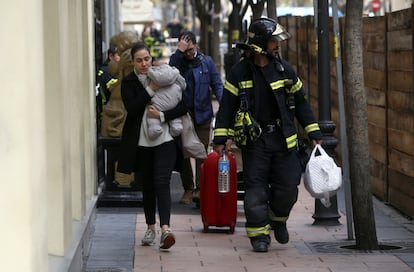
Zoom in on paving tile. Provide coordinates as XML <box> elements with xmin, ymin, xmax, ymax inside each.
<box><xmin>86</xmin><ymin>174</ymin><xmax>414</xmax><ymax>272</ymax></box>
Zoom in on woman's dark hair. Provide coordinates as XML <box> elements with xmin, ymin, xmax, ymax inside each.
<box><xmin>130</xmin><ymin>41</ymin><xmax>150</xmax><ymax>59</ymax></box>
<box><xmin>178</xmin><ymin>31</ymin><xmax>197</xmax><ymax>44</ymax></box>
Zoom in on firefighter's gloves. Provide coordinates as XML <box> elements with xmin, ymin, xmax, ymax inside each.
<box><xmin>284</xmin><ymin>79</ymin><xmax>295</xmax><ymax>111</ymax></box>
<box><xmin>234</xmin><ymin>110</ymin><xmax>261</xmax><ymax>148</ymax></box>
<box><xmin>234</xmin><ymin>111</ymin><xmax>248</xmax><ymax>147</ymax></box>
<box><xmin>246</xmin><ymin>113</ymin><xmax>261</xmax><ymax>143</ymax></box>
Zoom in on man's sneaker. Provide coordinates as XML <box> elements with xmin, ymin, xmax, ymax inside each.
<box><xmin>141</xmin><ymin>229</ymin><xmax>156</xmax><ymax>246</ymax></box>
<box><xmin>273</xmin><ymin>222</ymin><xmax>289</xmax><ymax>244</ymax></box>
<box><xmin>159</xmin><ymin>229</ymin><xmax>176</xmax><ymax>250</ymax></box>
<box><xmin>250</xmin><ymin>235</ymin><xmax>270</xmax><ymax>252</ymax></box>
<box><xmin>179</xmin><ymin>190</ymin><xmax>193</xmax><ymax>204</ymax></box>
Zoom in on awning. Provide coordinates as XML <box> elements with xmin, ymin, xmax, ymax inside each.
<box><xmin>122</xmin><ymin>0</ymin><xmax>154</xmax><ymax>24</ymax></box>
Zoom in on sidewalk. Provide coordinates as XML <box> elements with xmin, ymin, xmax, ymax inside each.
<box><xmin>85</xmin><ymin>173</ymin><xmax>414</xmax><ymax>272</ymax></box>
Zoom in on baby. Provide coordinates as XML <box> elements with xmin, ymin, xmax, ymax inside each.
<box><xmin>146</xmin><ymin>64</ymin><xmax>186</xmax><ymax>139</ymax></box>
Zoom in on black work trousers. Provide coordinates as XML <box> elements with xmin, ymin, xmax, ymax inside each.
<box><xmin>242</xmin><ymin>129</ymin><xmax>302</xmax><ymax>228</ymax></box>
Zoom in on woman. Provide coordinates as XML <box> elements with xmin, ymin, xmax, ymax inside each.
<box><xmin>117</xmin><ymin>41</ymin><xmax>186</xmax><ymax>250</ymax></box>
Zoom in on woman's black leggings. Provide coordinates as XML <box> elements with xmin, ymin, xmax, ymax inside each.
<box><xmin>136</xmin><ymin>140</ymin><xmax>177</xmax><ymax>227</ymax></box>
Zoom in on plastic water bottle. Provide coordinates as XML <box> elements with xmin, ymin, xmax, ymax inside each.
<box><xmin>218</xmin><ymin>150</ymin><xmax>230</xmax><ymax>193</ymax></box>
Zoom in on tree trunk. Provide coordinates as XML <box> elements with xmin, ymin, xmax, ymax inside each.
<box><xmin>194</xmin><ymin>0</ymin><xmax>209</xmax><ymax>54</ymax></box>
<box><xmin>211</xmin><ymin>0</ymin><xmax>221</xmax><ymax>64</ymax></box>
<box><xmin>343</xmin><ymin>0</ymin><xmax>379</xmax><ymax>250</ymax></box>
<box><xmin>228</xmin><ymin>0</ymin><xmax>243</xmax><ymax>46</ymax></box>
<box><xmin>249</xmin><ymin>0</ymin><xmax>266</xmax><ymax>20</ymax></box>
<box><xmin>267</xmin><ymin>0</ymin><xmax>277</xmax><ymax>21</ymax></box>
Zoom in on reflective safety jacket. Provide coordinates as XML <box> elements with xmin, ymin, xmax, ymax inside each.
<box><xmin>213</xmin><ymin>57</ymin><xmax>322</xmax><ymax>149</ymax></box>
<box><xmin>97</xmin><ymin>65</ymin><xmax>118</xmax><ymax>105</ymax></box>
<box><xmin>144</xmin><ymin>35</ymin><xmax>163</xmax><ymax>59</ymax></box>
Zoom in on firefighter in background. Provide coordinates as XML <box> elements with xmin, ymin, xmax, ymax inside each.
<box><xmin>96</xmin><ymin>46</ymin><xmax>120</xmax><ymax>130</ymax></box>
<box><xmin>166</xmin><ymin>18</ymin><xmax>184</xmax><ymax>39</ymax></box>
<box><xmin>142</xmin><ymin>22</ymin><xmax>165</xmax><ymax>62</ymax></box>
<box><xmin>100</xmin><ymin>31</ymin><xmax>140</xmax><ymax>186</ymax></box>
<box><xmin>213</xmin><ymin>17</ymin><xmax>323</xmax><ymax>252</ymax></box>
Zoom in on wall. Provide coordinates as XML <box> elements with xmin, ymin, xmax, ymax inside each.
<box><xmin>0</xmin><ymin>0</ymin><xmax>97</xmax><ymax>271</ymax></box>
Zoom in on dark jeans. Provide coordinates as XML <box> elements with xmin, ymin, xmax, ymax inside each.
<box><xmin>136</xmin><ymin>140</ymin><xmax>176</xmax><ymax>227</ymax></box>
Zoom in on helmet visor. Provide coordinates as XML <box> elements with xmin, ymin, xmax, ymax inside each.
<box><xmin>270</xmin><ymin>23</ymin><xmax>292</xmax><ymax>41</ymax></box>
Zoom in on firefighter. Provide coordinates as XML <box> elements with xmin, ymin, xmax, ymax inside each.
<box><xmin>213</xmin><ymin>17</ymin><xmax>323</xmax><ymax>252</ymax></box>
<box><xmin>96</xmin><ymin>46</ymin><xmax>120</xmax><ymax>130</ymax></box>
<box><xmin>143</xmin><ymin>25</ymin><xmax>165</xmax><ymax>61</ymax></box>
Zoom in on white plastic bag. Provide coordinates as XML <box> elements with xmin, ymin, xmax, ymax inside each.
<box><xmin>303</xmin><ymin>144</ymin><xmax>342</xmax><ymax>207</ymax></box>
<box><xmin>181</xmin><ymin>113</ymin><xmax>207</xmax><ymax>159</ymax></box>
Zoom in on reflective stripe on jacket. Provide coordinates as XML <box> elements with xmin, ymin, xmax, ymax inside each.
<box><xmin>213</xmin><ymin>57</ymin><xmax>322</xmax><ymax>149</ymax></box>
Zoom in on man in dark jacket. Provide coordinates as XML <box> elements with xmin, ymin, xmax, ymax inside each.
<box><xmin>169</xmin><ymin>31</ymin><xmax>224</xmax><ymax>205</ymax></box>
<box><xmin>166</xmin><ymin>18</ymin><xmax>184</xmax><ymax>38</ymax></box>
<box><xmin>213</xmin><ymin>17</ymin><xmax>322</xmax><ymax>252</ymax></box>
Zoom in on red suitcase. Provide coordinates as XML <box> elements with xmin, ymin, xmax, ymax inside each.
<box><xmin>200</xmin><ymin>151</ymin><xmax>238</xmax><ymax>233</ymax></box>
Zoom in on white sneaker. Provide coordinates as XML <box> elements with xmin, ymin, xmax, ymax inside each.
<box><xmin>159</xmin><ymin>229</ymin><xmax>175</xmax><ymax>250</ymax></box>
<box><xmin>141</xmin><ymin>229</ymin><xmax>156</xmax><ymax>246</ymax></box>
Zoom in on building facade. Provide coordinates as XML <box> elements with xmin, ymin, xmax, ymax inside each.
<box><xmin>0</xmin><ymin>0</ymin><xmax>97</xmax><ymax>271</ymax></box>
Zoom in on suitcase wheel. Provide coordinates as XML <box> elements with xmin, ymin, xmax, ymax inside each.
<box><xmin>229</xmin><ymin>224</ymin><xmax>235</xmax><ymax>234</ymax></box>
<box><xmin>203</xmin><ymin>223</ymin><xmax>209</xmax><ymax>233</ymax></box>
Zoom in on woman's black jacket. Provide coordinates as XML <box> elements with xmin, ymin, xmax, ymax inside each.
<box><xmin>117</xmin><ymin>71</ymin><xmax>187</xmax><ymax>174</ymax></box>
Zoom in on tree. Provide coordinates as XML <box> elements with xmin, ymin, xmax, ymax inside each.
<box><xmin>248</xmin><ymin>0</ymin><xmax>266</xmax><ymax>20</ymax></box>
<box><xmin>192</xmin><ymin>0</ymin><xmax>210</xmax><ymax>55</ymax></box>
<box><xmin>211</xmin><ymin>0</ymin><xmax>221</xmax><ymax>63</ymax></box>
<box><xmin>228</xmin><ymin>0</ymin><xmax>249</xmax><ymax>46</ymax></box>
<box><xmin>191</xmin><ymin>0</ymin><xmax>220</xmax><ymax>64</ymax></box>
<box><xmin>267</xmin><ymin>0</ymin><xmax>277</xmax><ymax>21</ymax></box>
<box><xmin>343</xmin><ymin>0</ymin><xmax>379</xmax><ymax>250</ymax></box>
